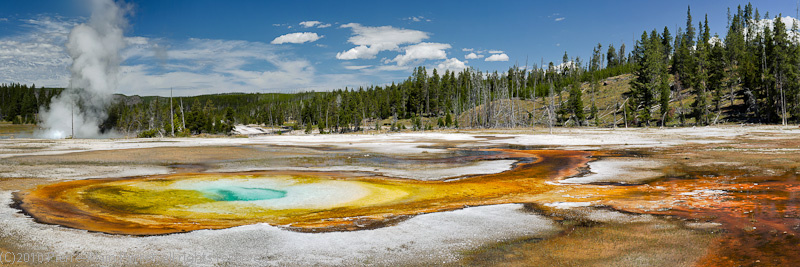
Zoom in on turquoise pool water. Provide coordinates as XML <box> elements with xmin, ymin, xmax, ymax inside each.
<box><xmin>204</xmin><ymin>187</ymin><xmax>287</xmax><ymax>201</ymax></box>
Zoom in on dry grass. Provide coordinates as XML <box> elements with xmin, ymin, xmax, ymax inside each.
<box><xmin>454</xmin><ymin>73</ymin><xmax>753</xmax><ymax>128</ymax></box>
<box><xmin>0</xmin><ymin>177</ymin><xmax>53</xmax><ymax>191</ymax></box>
<box><xmin>0</xmin><ymin>122</ymin><xmax>36</xmax><ymax>138</ymax></box>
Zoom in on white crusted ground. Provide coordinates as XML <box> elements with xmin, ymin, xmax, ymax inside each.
<box><xmin>559</xmin><ymin>158</ymin><xmax>663</xmax><ymax>184</ymax></box>
<box><xmin>0</xmin><ymin>164</ymin><xmax>171</xmax><ymax>180</ymax></box>
<box><xmin>211</xmin><ymin>159</ymin><xmax>518</xmax><ymax>181</ymax></box>
<box><xmin>7</xmin><ymin>125</ymin><xmax>795</xmax><ymax>159</ymax></box>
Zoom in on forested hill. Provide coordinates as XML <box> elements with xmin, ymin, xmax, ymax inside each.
<box><xmin>2</xmin><ymin>3</ymin><xmax>799</xmax><ymax>137</ymax></box>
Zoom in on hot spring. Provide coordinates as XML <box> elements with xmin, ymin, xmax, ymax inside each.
<box><xmin>15</xmin><ymin>149</ymin><xmax>594</xmax><ymax>235</ymax></box>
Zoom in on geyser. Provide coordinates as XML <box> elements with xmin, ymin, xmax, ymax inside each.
<box><xmin>38</xmin><ymin>0</ymin><xmax>130</xmax><ymax>139</ymax></box>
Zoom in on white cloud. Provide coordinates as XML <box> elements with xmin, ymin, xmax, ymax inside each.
<box><xmin>344</xmin><ymin>65</ymin><xmax>371</xmax><ymax>70</ymax></box>
<box><xmin>336</xmin><ymin>45</ymin><xmax>384</xmax><ymax>60</ymax></box>
<box><xmin>485</xmin><ymin>53</ymin><xmax>509</xmax><ymax>62</ymax></box>
<box><xmin>0</xmin><ymin>15</ymin><xmax>369</xmax><ymax>95</ymax></box>
<box><xmin>406</xmin><ymin>16</ymin><xmax>430</xmax><ymax>22</ymax></box>
<box><xmin>0</xmin><ymin>18</ymin><xmax>8</xmax><ymax>22</ymax></box>
<box><xmin>375</xmin><ymin>64</ymin><xmax>413</xmax><ymax>71</ymax></box>
<box><xmin>342</xmin><ymin>23</ymin><xmax>428</xmax><ymax>46</ymax></box>
<box><xmin>462</xmin><ymin>48</ymin><xmax>474</xmax><ymax>52</ymax></box>
<box><xmin>437</xmin><ymin>58</ymin><xmax>467</xmax><ymax>71</ymax></box>
<box><xmin>299</xmin><ymin>21</ymin><xmax>331</xmax><ymax>28</ymax></box>
<box><xmin>125</xmin><ymin>36</ymin><xmax>148</xmax><ymax>45</ymax></box>
<box><xmin>271</xmin><ymin>32</ymin><xmax>322</xmax><ymax>44</ymax></box>
<box><xmin>299</xmin><ymin>21</ymin><xmax>321</xmax><ymax>28</ymax></box>
<box><xmin>117</xmin><ymin>38</ymin><xmax>373</xmax><ymax>95</ymax></box>
<box><xmin>119</xmin><ymin>38</ymin><xmax>309</xmax><ymax>93</ymax></box>
<box><xmin>488</xmin><ymin>50</ymin><xmax>504</xmax><ymax>54</ymax></box>
<box><xmin>465</xmin><ymin>52</ymin><xmax>483</xmax><ymax>59</ymax></box>
<box><xmin>336</xmin><ymin>23</ymin><xmax>429</xmax><ymax>60</ymax></box>
<box><xmin>0</xmin><ymin>16</ymin><xmax>78</xmax><ymax>87</ymax></box>
<box><xmin>554</xmin><ymin>17</ymin><xmax>565</xmax><ymax>22</ymax></box>
<box><xmin>391</xmin><ymin>42</ymin><xmax>450</xmax><ymax>66</ymax></box>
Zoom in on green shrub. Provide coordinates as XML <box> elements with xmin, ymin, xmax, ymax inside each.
<box><xmin>138</xmin><ymin>129</ymin><xmax>159</xmax><ymax>138</ymax></box>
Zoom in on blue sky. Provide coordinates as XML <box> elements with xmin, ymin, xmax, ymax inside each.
<box><xmin>1</xmin><ymin>0</ymin><xmax>798</xmax><ymax>96</ymax></box>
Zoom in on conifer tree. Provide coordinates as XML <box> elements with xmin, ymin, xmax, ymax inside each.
<box><xmin>567</xmin><ymin>81</ymin><xmax>585</xmax><ymax>125</ymax></box>
<box><xmin>607</xmin><ymin>44</ymin><xmax>617</xmax><ymax>68</ymax></box>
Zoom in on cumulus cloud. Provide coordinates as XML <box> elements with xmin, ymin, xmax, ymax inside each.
<box><xmin>271</xmin><ymin>32</ymin><xmax>322</xmax><ymax>44</ymax></box>
<box><xmin>299</xmin><ymin>20</ymin><xmax>331</xmax><ymax>28</ymax></box>
<box><xmin>462</xmin><ymin>48</ymin><xmax>473</xmax><ymax>52</ymax></box>
<box><xmin>488</xmin><ymin>50</ymin><xmax>504</xmax><ymax>54</ymax></box>
<box><xmin>437</xmin><ymin>58</ymin><xmax>467</xmax><ymax>71</ymax></box>
<box><xmin>391</xmin><ymin>42</ymin><xmax>450</xmax><ymax>66</ymax></box>
<box><xmin>465</xmin><ymin>52</ymin><xmax>483</xmax><ymax>59</ymax></box>
<box><xmin>485</xmin><ymin>53</ymin><xmax>509</xmax><ymax>62</ymax></box>
<box><xmin>336</xmin><ymin>45</ymin><xmax>384</xmax><ymax>60</ymax></box>
<box><xmin>554</xmin><ymin>17</ymin><xmax>565</xmax><ymax>22</ymax></box>
<box><xmin>336</xmin><ymin>23</ymin><xmax>428</xmax><ymax>60</ymax></box>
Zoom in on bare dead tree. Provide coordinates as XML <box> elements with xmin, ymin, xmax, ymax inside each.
<box><xmin>548</xmin><ymin>78</ymin><xmax>555</xmax><ymax>134</ymax></box>
<box><xmin>170</xmin><ymin>88</ymin><xmax>174</xmax><ymax>137</ymax></box>
<box><xmin>531</xmin><ymin>67</ymin><xmax>537</xmax><ymax>130</ymax></box>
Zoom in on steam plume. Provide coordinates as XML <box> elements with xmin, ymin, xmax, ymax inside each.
<box><xmin>38</xmin><ymin>0</ymin><xmax>130</xmax><ymax>139</ymax></box>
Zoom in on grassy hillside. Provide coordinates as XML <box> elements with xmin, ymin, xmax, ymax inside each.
<box><xmin>457</xmin><ymin>72</ymin><xmax>749</xmax><ymax>128</ymax></box>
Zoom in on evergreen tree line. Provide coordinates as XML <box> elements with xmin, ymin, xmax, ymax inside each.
<box><xmin>0</xmin><ymin>83</ymin><xmax>62</xmax><ymax>124</ymax></box>
<box><xmin>628</xmin><ymin>4</ymin><xmax>800</xmax><ymax>126</ymax></box>
<box><xmin>106</xmin><ymin>55</ymin><xmax>634</xmax><ymax>136</ymax></box>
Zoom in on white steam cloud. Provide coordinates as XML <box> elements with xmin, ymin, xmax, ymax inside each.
<box><xmin>38</xmin><ymin>0</ymin><xmax>130</xmax><ymax>139</ymax></box>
